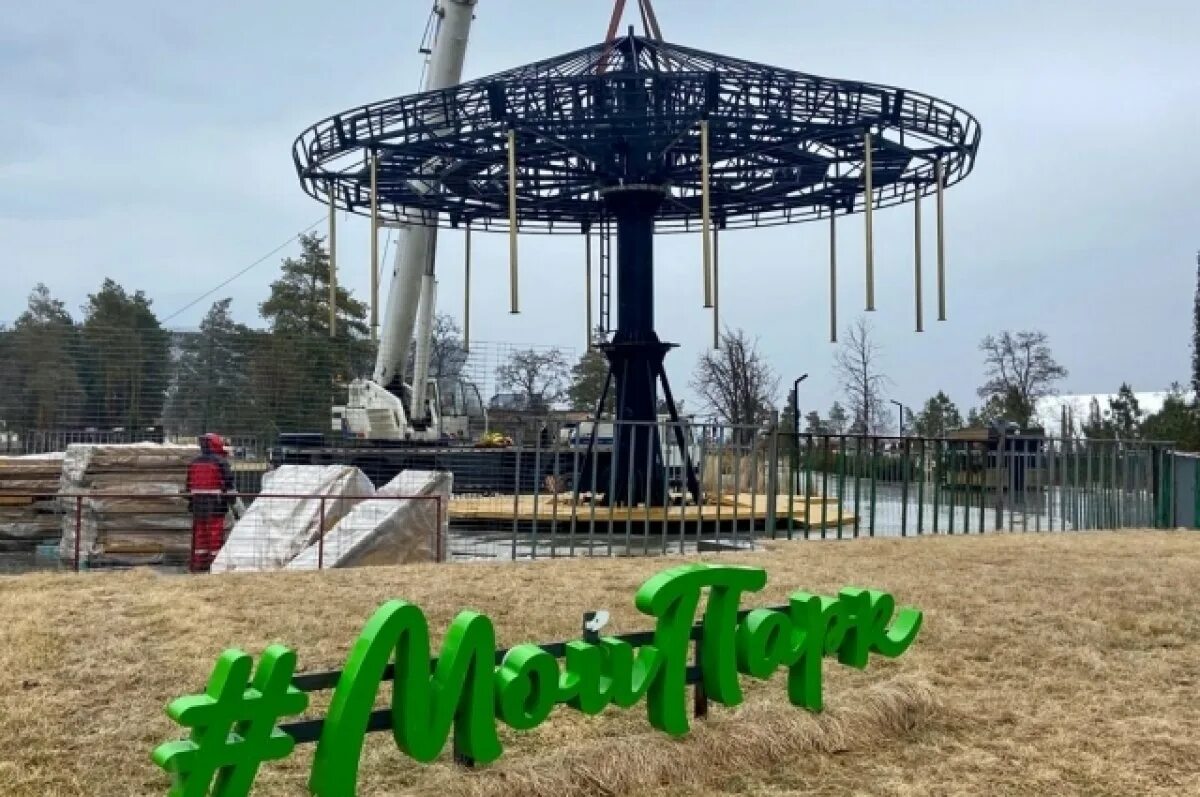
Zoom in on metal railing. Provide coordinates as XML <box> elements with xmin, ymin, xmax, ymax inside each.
<box><xmin>440</xmin><ymin>421</ymin><xmax>1176</xmax><ymax>559</ymax></box>
<box><xmin>0</xmin><ymin>491</ymin><xmax>444</xmax><ymax>574</ymax></box>
<box><xmin>0</xmin><ymin>423</ymin><xmax>1177</xmax><ymax>575</ymax></box>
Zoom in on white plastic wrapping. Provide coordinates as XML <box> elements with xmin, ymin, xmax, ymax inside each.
<box><xmin>287</xmin><ymin>470</ymin><xmax>452</xmax><ymax>570</ymax></box>
<box><xmin>210</xmin><ymin>465</ymin><xmax>373</xmax><ymax>573</ymax></box>
<box><xmin>57</xmin><ymin>443</ymin><xmax>196</xmax><ymax>565</ymax></box>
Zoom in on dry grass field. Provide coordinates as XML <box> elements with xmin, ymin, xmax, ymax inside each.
<box><xmin>1</xmin><ymin>531</ymin><xmax>1198</xmax><ymax>796</ymax></box>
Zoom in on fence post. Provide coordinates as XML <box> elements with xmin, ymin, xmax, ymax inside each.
<box><xmin>994</xmin><ymin>430</ymin><xmax>1006</xmax><ymax>532</ymax></box>
<box><xmin>692</xmin><ymin>628</ymin><xmax>709</xmax><ymax>720</ymax></box>
<box><xmin>74</xmin><ymin>494</ymin><xmax>83</xmax><ymax>573</ymax></box>
<box><xmin>868</xmin><ymin>437</ymin><xmax>879</xmax><ymax>536</ymax></box>
<box><xmin>932</xmin><ymin>439</ymin><xmax>941</xmax><ymax>535</ymax></box>
<box><xmin>819</xmin><ymin>436</ymin><xmax>830</xmax><ymax>539</ymax></box>
<box><xmin>318</xmin><ymin>497</ymin><xmax>326</xmax><ymax>570</ymax></box>
<box><xmin>512</xmin><ymin>438</ymin><xmax>523</xmax><ymax>561</ymax></box>
<box><xmin>436</xmin><ymin>495</ymin><xmax>445</xmax><ymax>562</ymax></box>
<box><xmin>899</xmin><ymin>438</ymin><xmax>910</xmax><ymax>537</ymax></box>
<box><xmin>802</xmin><ymin>434</ymin><xmax>814</xmax><ymax>536</ymax></box>
<box><xmin>915</xmin><ymin>439</ymin><xmax>925</xmax><ymax>536</ymax></box>
<box><xmin>766</xmin><ymin>413</ymin><xmax>779</xmax><ymax>539</ymax></box>
<box><xmin>853</xmin><ymin>436</ymin><xmax>862</xmax><ymax>537</ymax></box>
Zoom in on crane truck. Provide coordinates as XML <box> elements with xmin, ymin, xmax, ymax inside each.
<box><xmin>275</xmin><ymin>0</ymin><xmax>529</xmax><ymax>490</ymax></box>
<box><xmin>334</xmin><ymin>0</ymin><xmax>485</xmax><ymax>444</ymax></box>
<box><xmin>277</xmin><ymin>0</ymin><xmax>698</xmax><ymax>497</ymax></box>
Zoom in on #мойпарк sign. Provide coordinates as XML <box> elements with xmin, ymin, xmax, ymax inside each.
<box><xmin>152</xmin><ymin>562</ymin><xmax>922</xmax><ymax>796</ymax></box>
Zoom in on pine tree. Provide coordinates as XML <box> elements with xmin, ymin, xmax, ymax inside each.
<box><xmin>827</xmin><ymin>402</ymin><xmax>849</xmax><ymax>434</ymax></box>
<box><xmin>164</xmin><ymin>299</ymin><xmax>259</xmax><ymax>435</ymax></box>
<box><xmin>1142</xmin><ymin>383</ymin><xmax>1200</xmax><ymax>450</ymax></box>
<box><xmin>256</xmin><ymin>234</ymin><xmax>371</xmax><ymax>434</ymax></box>
<box><xmin>260</xmin><ymin>234</ymin><xmax>369</xmax><ymax>338</ymax></box>
<box><xmin>1082</xmin><ymin>396</ymin><xmax>1113</xmax><ymax>439</ymax></box>
<box><xmin>912</xmin><ymin>391</ymin><xmax>964</xmax><ymax>438</ymax></box>
<box><xmin>1107</xmin><ymin>383</ymin><xmax>1142</xmax><ymax>440</ymax></box>
<box><xmin>1192</xmin><ymin>252</ymin><xmax>1200</xmax><ymax>398</ymax></box>
<box><xmin>567</xmin><ymin>327</ymin><xmax>613</xmax><ymax>414</ymax></box>
<box><xmin>2</xmin><ymin>285</ymin><xmax>86</xmax><ymax>430</ymax></box>
<box><xmin>80</xmin><ymin>279</ymin><xmax>170</xmax><ymax>430</ymax></box>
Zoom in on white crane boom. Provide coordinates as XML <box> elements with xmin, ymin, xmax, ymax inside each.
<box><xmin>376</xmin><ymin>0</ymin><xmax>476</xmax><ymax>392</ymax></box>
<box><xmin>347</xmin><ymin>0</ymin><xmax>477</xmax><ymax>441</ymax></box>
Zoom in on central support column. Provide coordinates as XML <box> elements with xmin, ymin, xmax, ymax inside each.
<box><xmin>595</xmin><ymin>185</ymin><xmax>691</xmax><ymax>507</ymax></box>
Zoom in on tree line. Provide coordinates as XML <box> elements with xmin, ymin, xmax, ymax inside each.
<box><xmin>0</xmin><ymin>235</ymin><xmax>371</xmax><ymax>440</ymax></box>
<box><xmin>4</xmin><ymin>234</ymin><xmax>1198</xmax><ymax>450</ymax></box>
<box><xmin>683</xmin><ymin>315</ymin><xmax>1197</xmax><ymax>448</ymax></box>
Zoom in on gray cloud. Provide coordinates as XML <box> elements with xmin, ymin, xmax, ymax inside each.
<box><xmin>2</xmin><ymin>0</ymin><xmax>1197</xmax><ymax>420</ymax></box>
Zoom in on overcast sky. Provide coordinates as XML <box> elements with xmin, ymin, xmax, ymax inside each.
<box><xmin>3</xmin><ymin>0</ymin><xmax>1198</xmax><ymax>423</ymax></box>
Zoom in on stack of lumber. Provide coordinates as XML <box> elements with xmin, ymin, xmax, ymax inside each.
<box><xmin>58</xmin><ymin>443</ymin><xmax>198</xmax><ymax>567</ymax></box>
<box><xmin>0</xmin><ymin>453</ymin><xmax>64</xmax><ymax>554</ymax></box>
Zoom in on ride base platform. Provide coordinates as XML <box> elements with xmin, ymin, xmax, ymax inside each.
<box><xmin>449</xmin><ymin>493</ymin><xmax>854</xmax><ymax>534</ymax></box>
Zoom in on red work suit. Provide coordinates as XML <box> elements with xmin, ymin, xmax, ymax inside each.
<box><xmin>186</xmin><ymin>444</ymin><xmax>234</xmax><ymax>572</ymax></box>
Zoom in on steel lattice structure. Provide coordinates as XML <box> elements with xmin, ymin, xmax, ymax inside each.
<box><xmin>294</xmin><ymin>30</ymin><xmax>982</xmax><ymax>509</ymax></box>
<box><xmin>294</xmin><ymin>34</ymin><xmax>980</xmax><ymax>234</ymax></box>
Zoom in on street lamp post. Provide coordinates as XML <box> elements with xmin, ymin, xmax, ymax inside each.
<box><xmin>792</xmin><ymin>374</ymin><xmax>809</xmax><ymax>494</ymax></box>
<box><xmin>891</xmin><ymin>399</ymin><xmax>909</xmax><ymax>437</ymax></box>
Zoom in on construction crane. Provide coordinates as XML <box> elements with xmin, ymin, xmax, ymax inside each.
<box><xmin>335</xmin><ymin>0</ymin><xmax>664</xmax><ymax>444</ymax></box>
<box><xmin>336</xmin><ymin>0</ymin><xmax>482</xmax><ymax>442</ymax></box>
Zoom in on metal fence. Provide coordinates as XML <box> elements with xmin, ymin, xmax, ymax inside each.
<box><xmin>0</xmin><ymin>491</ymin><xmax>444</xmax><ymax>575</ymax></box>
<box><xmin>438</xmin><ymin>421</ymin><xmax>1175</xmax><ymax>560</ymax></box>
<box><xmin>783</xmin><ymin>433</ymin><xmax>1169</xmax><ymax>538</ymax></box>
<box><xmin>0</xmin><ymin>421</ymin><xmax>1179</xmax><ymax>576</ymax></box>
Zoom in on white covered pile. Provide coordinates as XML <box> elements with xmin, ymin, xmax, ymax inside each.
<box><xmin>210</xmin><ymin>465</ymin><xmax>373</xmax><ymax>573</ymax></box>
<box><xmin>58</xmin><ymin>443</ymin><xmax>197</xmax><ymax>567</ymax></box>
<box><xmin>0</xmin><ymin>453</ymin><xmax>64</xmax><ymax>554</ymax></box>
<box><xmin>287</xmin><ymin>470</ymin><xmax>451</xmax><ymax>570</ymax></box>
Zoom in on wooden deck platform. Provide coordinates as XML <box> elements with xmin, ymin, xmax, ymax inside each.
<box><xmin>449</xmin><ymin>493</ymin><xmax>854</xmax><ymax>531</ymax></box>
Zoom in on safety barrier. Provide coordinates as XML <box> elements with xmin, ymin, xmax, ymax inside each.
<box><xmin>438</xmin><ymin>421</ymin><xmax>1175</xmax><ymax>560</ymax></box>
<box><xmin>0</xmin><ymin>491</ymin><xmax>444</xmax><ymax>574</ymax></box>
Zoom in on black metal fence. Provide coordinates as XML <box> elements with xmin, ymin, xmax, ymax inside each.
<box><xmin>440</xmin><ymin>421</ymin><xmax>1174</xmax><ymax>560</ymax></box>
<box><xmin>0</xmin><ymin>421</ymin><xmax>1177</xmax><ymax>575</ymax></box>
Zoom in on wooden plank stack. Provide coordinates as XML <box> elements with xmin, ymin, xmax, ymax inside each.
<box><xmin>58</xmin><ymin>443</ymin><xmax>198</xmax><ymax>567</ymax></box>
<box><xmin>0</xmin><ymin>453</ymin><xmax>65</xmax><ymax>555</ymax></box>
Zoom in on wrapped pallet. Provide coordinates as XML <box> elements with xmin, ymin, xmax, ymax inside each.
<box><xmin>287</xmin><ymin>470</ymin><xmax>452</xmax><ymax>570</ymax></box>
<box><xmin>210</xmin><ymin>465</ymin><xmax>373</xmax><ymax>573</ymax></box>
<box><xmin>58</xmin><ymin>443</ymin><xmax>197</xmax><ymax>567</ymax></box>
<box><xmin>0</xmin><ymin>453</ymin><xmax>64</xmax><ymax>554</ymax></box>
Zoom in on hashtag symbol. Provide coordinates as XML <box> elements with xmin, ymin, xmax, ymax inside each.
<box><xmin>152</xmin><ymin>645</ymin><xmax>309</xmax><ymax>797</ymax></box>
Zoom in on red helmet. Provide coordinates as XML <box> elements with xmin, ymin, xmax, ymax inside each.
<box><xmin>200</xmin><ymin>433</ymin><xmax>228</xmax><ymax>457</ymax></box>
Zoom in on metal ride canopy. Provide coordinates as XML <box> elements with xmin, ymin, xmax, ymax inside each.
<box><xmin>294</xmin><ymin>36</ymin><xmax>979</xmax><ymax>233</ymax></box>
<box><xmin>293</xmin><ymin>32</ymin><xmax>981</xmax><ymax>509</ymax></box>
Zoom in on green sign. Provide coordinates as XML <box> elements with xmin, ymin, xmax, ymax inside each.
<box><xmin>153</xmin><ymin>563</ymin><xmax>921</xmax><ymax>797</ymax></box>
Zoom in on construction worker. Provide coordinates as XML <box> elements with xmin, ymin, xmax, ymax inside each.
<box><xmin>186</xmin><ymin>433</ymin><xmax>234</xmax><ymax>573</ymax></box>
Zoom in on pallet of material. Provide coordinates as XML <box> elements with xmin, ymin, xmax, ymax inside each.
<box><xmin>0</xmin><ymin>453</ymin><xmax>64</xmax><ymax>552</ymax></box>
<box><xmin>58</xmin><ymin>443</ymin><xmax>197</xmax><ymax>566</ymax></box>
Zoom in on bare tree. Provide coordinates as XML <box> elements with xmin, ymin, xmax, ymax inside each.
<box><xmin>691</xmin><ymin>327</ymin><xmax>780</xmax><ymax>435</ymax></box>
<box><xmin>406</xmin><ymin>313</ymin><xmax>468</xmax><ymax>380</ymax></box>
<box><xmin>496</xmin><ymin>348</ymin><xmax>570</xmax><ymax>410</ymax></box>
<box><xmin>977</xmin><ymin>330</ymin><xmax>1067</xmax><ymax>428</ymax></box>
<box><xmin>833</xmin><ymin>317</ymin><xmax>890</xmax><ymax>434</ymax></box>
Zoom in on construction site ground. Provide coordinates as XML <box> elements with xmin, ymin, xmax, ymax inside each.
<box><xmin>1</xmin><ymin>531</ymin><xmax>1198</xmax><ymax>796</ymax></box>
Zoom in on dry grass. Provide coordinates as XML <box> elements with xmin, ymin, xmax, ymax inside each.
<box><xmin>1</xmin><ymin>531</ymin><xmax>1199</xmax><ymax>796</ymax></box>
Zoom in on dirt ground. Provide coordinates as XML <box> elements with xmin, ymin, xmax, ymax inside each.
<box><xmin>1</xmin><ymin>531</ymin><xmax>1198</xmax><ymax>797</ymax></box>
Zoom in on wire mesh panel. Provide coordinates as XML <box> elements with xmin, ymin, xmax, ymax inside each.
<box><xmin>0</xmin><ymin>419</ymin><xmax>1175</xmax><ymax>575</ymax></box>
<box><xmin>0</xmin><ymin>323</ymin><xmax>572</xmax><ymax>448</ymax></box>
